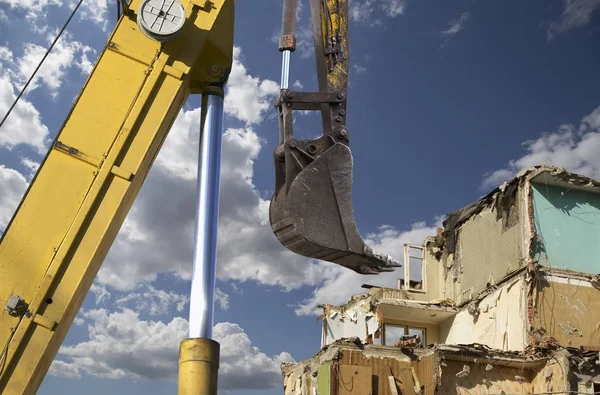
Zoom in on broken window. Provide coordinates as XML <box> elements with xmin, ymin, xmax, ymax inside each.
<box><xmin>402</xmin><ymin>244</ymin><xmax>425</xmax><ymax>292</ymax></box>
<box><xmin>408</xmin><ymin>328</ymin><xmax>425</xmax><ymax>344</ymax></box>
<box><xmin>384</xmin><ymin>325</ymin><xmax>406</xmax><ymax>346</ymax></box>
<box><xmin>383</xmin><ymin>324</ymin><xmax>426</xmax><ymax>347</ymax></box>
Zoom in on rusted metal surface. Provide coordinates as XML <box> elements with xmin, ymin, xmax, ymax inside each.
<box><xmin>270</xmin><ymin>0</ymin><xmax>400</xmax><ymax>275</ymax></box>
<box><xmin>279</xmin><ymin>0</ymin><xmax>297</xmax><ymax>51</ymax></box>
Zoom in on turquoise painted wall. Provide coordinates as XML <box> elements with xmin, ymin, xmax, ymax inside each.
<box><xmin>531</xmin><ymin>182</ymin><xmax>600</xmax><ymax>273</ymax></box>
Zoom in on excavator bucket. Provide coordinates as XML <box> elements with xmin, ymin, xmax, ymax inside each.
<box><xmin>269</xmin><ymin>0</ymin><xmax>400</xmax><ymax>274</ymax></box>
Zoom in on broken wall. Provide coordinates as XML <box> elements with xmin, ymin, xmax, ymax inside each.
<box><xmin>532</xmin><ymin>274</ymin><xmax>600</xmax><ymax>349</ymax></box>
<box><xmin>321</xmin><ymin>299</ymin><xmax>380</xmax><ymax>347</ymax></box>
<box><xmin>441</xmin><ymin>276</ymin><xmax>527</xmax><ymax>351</ymax></box>
<box><xmin>449</xmin><ymin>205</ymin><xmax>523</xmax><ymax>305</ymax></box>
<box><xmin>282</xmin><ymin>343</ymin><xmax>436</xmax><ymax>395</ymax></box>
<box><xmin>439</xmin><ymin>359</ymin><xmax>562</xmax><ymax>395</ymax></box>
<box><xmin>531</xmin><ymin>182</ymin><xmax>600</xmax><ymax>273</ymax></box>
<box><xmin>531</xmin><ymin>355</ymin><xmax>569</xmax><ymax>394</ymax></box>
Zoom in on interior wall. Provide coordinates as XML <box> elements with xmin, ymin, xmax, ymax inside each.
<box><xmin>439</xmin><ymin>360</ymin><xmax>558</xmax><ymax>395</ymax></box>
<box><xmin>453</xmin><ymin>206</ymin><xmax>523</xmax><ymax>305</ymax></box>
<box><xmin>531</xmin><ymin>182</ymin><xmax>600</xmax><ymax>273</ymax></box>
<box><xmin>533</xmin><ymin>275</ymin><xmax>600</xmax><ymax>349</ymax></box>
<box><xmin>440</xmin><ymin>277</ymin><xmax>527</xmax><ymax>352</ymax></box>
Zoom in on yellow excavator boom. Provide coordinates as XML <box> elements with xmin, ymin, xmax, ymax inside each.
<box><xmin>0</xmin><ymin>1</ymin><xmax>234</xmax><ymax>393</ymax></box>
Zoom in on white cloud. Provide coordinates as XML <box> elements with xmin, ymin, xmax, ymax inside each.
<box><xmin>0</xmin><ymin>165</ymin><xmax>28</xmax><ymax>232</ymax></box>
<box><xmin>215</xmin><ymin>322</ymin><xmax>294</xmax><ymax>390</ymax></box>
<box><xmin>50</xmin><ymin>309</ymin><xmax>293</xmax><ymax>389</ymax></box>
<box><xmin>350</xmin><ymin>0</ymin><xmax>406</xmax><ymax>25</ymax></box>
<box><xmin>90</xmin><ymin>283</ymin><xmax>112</xmax><ymax>305</ymax></box>
<box><xmin>48</xmin><ymin>360</ymin><xmax>81</xmax><ymax>379</ymax></box>
<box><xmin>547</xmin><ymin>0</ymin><xmax>600</xmax><ymax>39</ymax></box>
<box><xmin>295</xmin><ymin>221</ymin><xmax>441</xmax><ymax>315</ymax></box>
<box><xmin>0</xmin><ymin>76</ymin><xmax>50</xmax><ymax>152</ymax></box>
<box><xmin>293</xmin><ymin>80</ymin><xmax>303</xmax><ymax>89</ymax></box>
<box><xmin>481</xmin><ymin>104</ymin><xmax>600</xmax><ymax>190</ymax></box>
<box><xmin>353</xmin><ymin>64</ymin><xmax>368</xmax><ymax>74</ymax></box>
<box><xmin>381</xmin><ymin>0</ymin><xmax>406</xmax><ymax>17</ymax></box>
<box><xmin>441</xmin><ymin>11</ymin><xmax>470</xmax><ymax>37</ymax></box>
<box><xmin>0</xmin><ymin>0</ymin><xmax>62</xmax><ymax>23</ymax></box>
<box><xmin>69</xmin><ymin>0</ymin><xmax>110</xmax><ymax>31</ymax></box>
<box><xmin>215</xmin><ymin>287</ymin><xmax>230</xmax><ymax>310</ymax></box>
<box><xmin>0</xmin><ymin>9</ymin><xmax>8</xmax><ymax>23</ymax></box>
<box><xmin>224</xmin><ymin>47</ymin><xmax>280</xmax><ymax>125</ymax></box>
<box><xmin>0</xmin><ymin>46</ymin><xmax>12</xmax><ymax>62</ymax></box>
<box><xmin>12</xmin><ymin>31</ymin><xmax>94</xmax><ymax>98</ymax></box>
<box><xmin>114</xmin><ymin>284</ymin><xmax>189</xmax><ymax>316</ymax></box>
<box><xmin>75</xmin><ymin>51</ymin><xmax>94</xmax><ymax>75</ymax></box>
<box><xmin>20</xmin><ymin>157</ymin><xmax>40</xmax><ymax>179</ymax></box>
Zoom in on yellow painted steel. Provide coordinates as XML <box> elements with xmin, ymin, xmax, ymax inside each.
<box><xmin>178</xmin><ymin>338</ymin><xmax>220</xmax><ymax>395</ymax></box>
<box><xmin>0</xmin><ymin>0</ymin><xmax>235</xmax><ymax>393</ymax></box>
<box><xmin>320</xmin><ymin>0</ymin><xmax>348</xmax><ymax>90</ymax></box>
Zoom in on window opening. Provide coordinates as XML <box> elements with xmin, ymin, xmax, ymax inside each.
<box><xmin>384</xmin><ymin>325</ymin><xmax>406</xmax><ymax>346</ymax></box>
<box><xmin>402</xmin><ymin>244</ymin><xmax>425</xmax><ymax>292</ymax></box>
<box><xmin>383</xmin><ymin>324</ymin><xmax>426</xmax><ymax>347</ymax></box>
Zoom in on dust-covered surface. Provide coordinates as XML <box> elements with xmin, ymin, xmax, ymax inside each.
<box><xmin>281</xmin><ymin>340</ymin><xmax>599</xmax><ymax>395</ymax></box>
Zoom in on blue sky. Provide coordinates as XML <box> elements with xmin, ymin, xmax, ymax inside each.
<box><xmin>1</xmin><ymin>0</ymin><xmax>599</xmax><ymax>394</ymax></box>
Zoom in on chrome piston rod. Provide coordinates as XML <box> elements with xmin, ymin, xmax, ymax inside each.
<box><xmin>281</xmin><ymin>50</ymin><xmax>290</xmax><ymax>89</ymax></box>
<box><xmin>189</xmin><ymin>92</ymin><xmax>224</xmax><ymax>339</ymax></box>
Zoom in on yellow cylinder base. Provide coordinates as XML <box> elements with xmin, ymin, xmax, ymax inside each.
<box><xmin>178</xmin><ymin>338</ymin><xmax>220</xmax><ymax>395</ymax></box>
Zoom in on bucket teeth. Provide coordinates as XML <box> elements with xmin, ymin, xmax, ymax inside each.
<box><xmin>269</xmin><ymin>137</ymin><xmax>401</xmax><ymax>275</ymax></box>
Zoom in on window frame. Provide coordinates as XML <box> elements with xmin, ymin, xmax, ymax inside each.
<box><xmin>382</xmin><ymin>323</ymin><xmax>427</xmax><ymax>347</ymax></box>
<box><xmin>402</xmin><ymin>243</ymin><xmax>427</xmax><ymax>293</ymax></box>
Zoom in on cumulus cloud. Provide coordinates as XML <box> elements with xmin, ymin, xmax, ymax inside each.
<box><xmin>0</xmin><ymin>76</ymin><xmax>50</xmax><ymax>152</ymax></box>
<box><xmin>547</xmin><ymin>0</ymin><xmax>600</xmax><ymax>40</ymax></box>
<box><xmin>49</xmin><ymin>309</ymin><xmax>293</xmax><ymax>389</ymax></box>
<box><xmin>294</xmin><ymin>220</ymin><xmax>441</xmax><ymax>315</ymax></box>
<box><xmin>114</xmin><ymin>284</ymin><xmax>189</xmax><ymax>316</ymax></box>
<box><xmin>9</xmin><ymin>31</ymin><xmax>94</xmax><ymax>98</ymax></box>
<box><xmin>0</xmin><ymin>165</ymin><xmax>28</xmax><ymax>232</ymax></box>
<box><xmin>224</xmin><ymin>47</ymin><xmax>280</xmax><ymax>125</ymax></box>
<box><xmin>481</xmin><ymin>104</ymin><xmax>600</xmax><ymax>190</ymax></box>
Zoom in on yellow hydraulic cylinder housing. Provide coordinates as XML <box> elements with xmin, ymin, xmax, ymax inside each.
<box><xmin>0</xmin><ymin>0</ymin><xmax>234</xmax><ymax>393</ymax></box>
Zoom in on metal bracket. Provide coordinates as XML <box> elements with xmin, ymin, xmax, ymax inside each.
<box><xmin>5</xmin><ymin>295</ymin><xmax>26</xmax><ymax>316</ymax></box>
<box><xmin>33</xmin><ymin>314</ymin><xmax>57</xmax><ymax>331</ymax></box>
<box><xmin>275</xmin><ymin>89</ymin><xmax>345</xmax><ymax>111</ymax></box>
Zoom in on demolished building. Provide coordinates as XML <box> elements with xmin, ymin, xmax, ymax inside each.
<box><xmin>282</xmin><ymin>165</ymin><xmax>600</xmax><ymax>394</ymax></box>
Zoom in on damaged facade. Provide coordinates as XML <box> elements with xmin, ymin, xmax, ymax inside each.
<box><xmin>282</xmin><ymin>165</ymin><xmax>600</xmax><ymax>394</ymax></box>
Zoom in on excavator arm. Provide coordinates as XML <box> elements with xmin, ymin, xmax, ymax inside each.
<box><xmin>270</xmin><ymin>0</ymin><xmax>400</xmax><ymax>274</ymax></box>
<box><xmin>0</xmin><ymin>1</ymin><xmax>235</xmax><ymax>393</ymax></box>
